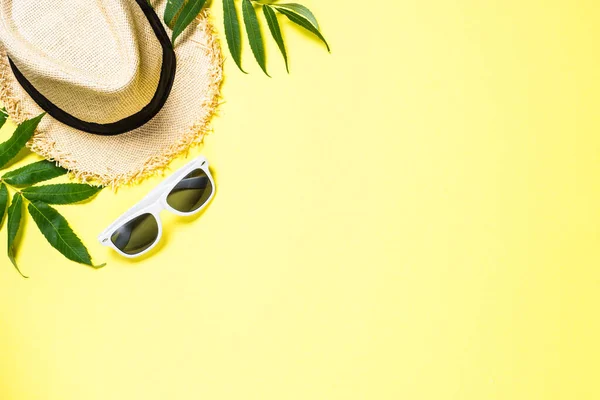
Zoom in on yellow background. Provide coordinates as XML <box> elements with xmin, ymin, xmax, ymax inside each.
<box><xmin>1</xmin><ymin>0</ymin><xmax>599</xmax><ymax>398</ymax></box>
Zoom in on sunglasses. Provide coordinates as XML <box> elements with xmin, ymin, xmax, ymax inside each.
<box><xmin>98</xmin><ymin>156</ymin><xmax>215</xmax><ymax>258</ymax></box>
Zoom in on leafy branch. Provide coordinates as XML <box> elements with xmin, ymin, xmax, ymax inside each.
<box><xmin>165</xmin><ymin>0</ymin><xmax>329</xmax><ymax>75</ymax></box>
<box><xmin>0</xmin><ymin>109</ymin><xmax>104</xmax><ymax>278</ymax></box>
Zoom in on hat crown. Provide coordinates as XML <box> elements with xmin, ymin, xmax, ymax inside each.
<box><xmin>0</xmin><ymin>0</ymin><xmax>163</xmax><ymax>124</ymax></box>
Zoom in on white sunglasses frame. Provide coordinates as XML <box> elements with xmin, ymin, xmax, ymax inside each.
<box><xmin>98</xmin><ymin>155</ymin><xmax>215</xmax><ymax>258</ymax></box>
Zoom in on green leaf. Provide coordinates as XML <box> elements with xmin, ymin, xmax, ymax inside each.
<box><xmin>7</xmin><ymin>193</ymin><xmax>27</xmax><ymax>278</ymax></box>
<box><xmin>0</xmin><ymin>183</ymin><xmax>8</xmax><ymax>228</ymax></box>
<box><xmin>0</xmin><ymin>113</ymin><xmax>45</xmax><ymax>169</ymax></box>
<box><xmin>164</xmin><ymin>0</ymin><xmax>185</xmax><ymax>27</ymax></box>
<box><xmin>273</xmin><ymin>3</ymin><xmax>319</xmax><ymax>29</ymax></box>
<box><xmin>22</xmin><ymin>184</ymin><xmax>102</xmax><ymax>205</ymax></box>
<box><xmin>223</xmin><ymin>0</ymin><xmax>245</xmax><ymax>72</ymax></box>
<box><xmin>171</xmin><ymin>0</ymin><xmax>208</xmax><ymax>45</ymax></box>
<box><xmin>0</xmin><ymin>107</ymin><xmax>8</xmax><ymax>130</ymax></box>
<box><xmin>3</xmin><ymin>160</ymin><xmax>67</xmax><ymax>186</ymax></box>
<box><xmin>275</xmin><ymin>7</ymin><xmax>330</xmax><ymax>52</ymax></box>
<box><xmin>28</xmin><ymin>201</ymin><xmax>104</xmax><ymax>268</ymax></box>
<box><xmin>242</xmin><ymin>0</ymin><xmax>269</xmax><ymax>76</ymax></box>
<box><xmin>263</xmin><ymin>5</ymin><xmax>289</xmax><ymax>73</ymax></box>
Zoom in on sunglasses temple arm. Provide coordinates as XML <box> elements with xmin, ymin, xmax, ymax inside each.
<box><xmin>172</xmin><ymin>176</ymin><xmax>209</xmax><ymax>191</ymax></box>
<box><xmin>111</xmin><ymin>224</ymin><xmax>134</xmax><ymax>250</ymax></box>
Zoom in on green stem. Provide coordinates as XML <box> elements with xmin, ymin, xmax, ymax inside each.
<box><xmin>0</xmin><ymin>178</ymin><xmax>24</xmax><ymax>197</ymax></box>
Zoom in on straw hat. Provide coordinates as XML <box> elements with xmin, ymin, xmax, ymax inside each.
<box><xmin>0</xmin><ymin>0</ymin><xmax>222</xmax><ymax>187</ymax></box>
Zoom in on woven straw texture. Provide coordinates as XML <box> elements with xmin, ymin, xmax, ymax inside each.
<box><xmin>0</xmin><ymin>0</ymin><xmax>223</xmax><ymax>187</ymax></box>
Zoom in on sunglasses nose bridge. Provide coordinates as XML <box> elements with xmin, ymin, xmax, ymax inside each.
<box><xmin>156</xmin><ymin>196</ymin><xmax>170</xmax><ymax>213</ymax></box>
<box><xmin>144</xmin><ymin>207</ymin><xmax>163</xmax><ymax>227</ymax></box>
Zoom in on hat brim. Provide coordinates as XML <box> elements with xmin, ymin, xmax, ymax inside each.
<box><xmin>0</xmin><ymin>8</ymin><xmax>222</xmax><ymax>188</ymax></box>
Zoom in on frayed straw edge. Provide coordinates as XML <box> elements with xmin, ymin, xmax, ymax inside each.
<box><xmin>0</xmin><ymin>9</ymin><xmax>224</xmax><ymax>190</ymax></box>
<box><xmin>0</xmin><ymin>48</ymin><xmax>26</xmax><ymax>125</ymax></box>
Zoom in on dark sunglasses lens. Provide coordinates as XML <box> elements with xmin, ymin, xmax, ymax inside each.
<box><xmin>166</xmin><ymin>169</ymin><xmax>213</xmax><ymax>213</ymax></box>
<box><xmin>111</xmin><ymin>213</ymin><xmax>159</xmax><ymax>255</ymax></box>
